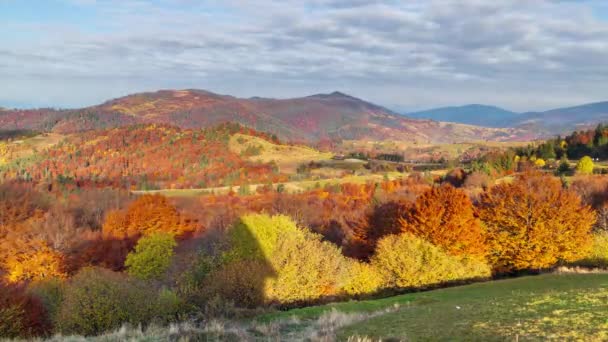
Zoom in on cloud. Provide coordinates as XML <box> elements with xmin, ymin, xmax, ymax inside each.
<box><xmin>1</xmin><ymin>0</ymin><xmax>607</xmax><ymax>111</ymax></box>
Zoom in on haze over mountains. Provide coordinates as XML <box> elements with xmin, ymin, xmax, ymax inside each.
<box><xmin>407</xmin><ymin>101</ymin><xmax>608</xmax><ymax>134</ymax></box>
<box><xmin>0</xmin><ymin>89</ymin><xmax>523</xmax><ymax>143</ymax></box>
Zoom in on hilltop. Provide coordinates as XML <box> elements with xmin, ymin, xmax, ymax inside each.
<box><xmin>0</xmin><ymin>89</ymin><xmax>525</xmax><ymax>143</ymax></box>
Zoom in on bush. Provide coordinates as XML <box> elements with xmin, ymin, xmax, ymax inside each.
<box><xmin>206</xmin><ymin>260</ymin><xmax>270</xmax><ymax>308</ymax></box>
<box><xmin>463</xmin><ymin>171</ymin><xmax>490</xmax><ymax>188</ymax></box>
<box><xmin>27</xmin><ymin>278</ymin><xmax>65</xmax><ymax>325</ymax></box>
<box><xmin>342</xmin><ymin>261</ymin><xmax>382</xmax><ymax>296</ymax></box>
<box><xmin>0</xmin><ymin>282</ymin><xmax>51</xmax><ymax>338</ymax></box>
<box><xmin>56</xmin><ymin>267</ymin><xmax>154</xmax><ymax>336</ymax></box>
<box><xmin>154</xmin><ymin>288</ymin><xmax>188</xmax><ymax>324</ymax></box>
<box><xmin>213</xmin><ymin>214</ymin><xmax>352</xmax><ymax>306</ymax></box>
<box><xmin>576</xmin><ymin>156</ymin><xmax>594</xmax><ymax>175</ymax></box>
<box><xmin>574</xmin><ymin>232</ymin><xmax>608</xmax><ymax>268</ymax></box>
<box><xmin>478</xmin><ymin>172</ymin><xmax>595</xmax><ymax>272</ymax></box>
<box><xmin>399</xmin><ymin>184</ymin><xmax>487</xmax><ymax>261</ymax></box>
<box><xmin>371</xmin><ymin>233</ymin><xmax>491</xmax><ymax>289</ymax></box>
<box><xmin>125</xmin><ymin>232</ymin><xmax>177</xmax><ymax>280</ymax></box>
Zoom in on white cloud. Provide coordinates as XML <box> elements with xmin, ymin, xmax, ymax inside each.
<box><xmin>1</xmin><ymin>0</ymin><xmax>607</xmax><ymax>111</ymax></box>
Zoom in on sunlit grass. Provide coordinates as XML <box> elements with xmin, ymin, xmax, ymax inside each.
<box><xmin>258</xmin><ymin>274</ymin><xmax>608</xmax><ymax>341</ymax></box>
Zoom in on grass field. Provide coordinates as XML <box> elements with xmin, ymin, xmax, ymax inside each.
<box><xmin>257</xmin><ymin>273</ymin><xmax>608</xmax><ymax>341</ymax></box>
<box><xmin>42</xmin><ymin>273</ymin><xmax>608</xmax><ymax>341</ymax></box>
<box><xmin>229</xmin><ymin>133</ymin><xmax>333</xmax><ymax>173</ymax></box>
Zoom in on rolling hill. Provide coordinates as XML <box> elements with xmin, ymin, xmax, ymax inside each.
<box><xmin>0</xmin><ymin>90</ymin><xmax>525</xmax><ymax>143</ymax></box>
<box><xmin>407</xmin><ymin>104</ymin><xmax>519</xmax><ymax>128</ymax></box>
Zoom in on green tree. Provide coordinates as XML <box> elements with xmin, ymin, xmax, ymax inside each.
<box><xmin>557</xmin><ymin>156</ymin><xmax>570</xmax><ymax>175</ymax></box>
<box><xmin>576</xmin><ymin>156</ymin><xmax>594</xmax><ymax>175</ymax></box>
<box><xmin>125</xmin><ymin>233</ymin><xmax>177</xmax><ymax>280</ymax></box>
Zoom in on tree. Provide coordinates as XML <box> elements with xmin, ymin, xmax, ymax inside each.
<box><xmin>557</xmin><ymin>156</ymin><xmax>570</xmax><ymax>175</ymax></box>
<box><xmin>3</xmin><ymin>240</ymin><xmax>65</xmax><ymax>283</ymax></box>
<box><xmin>478</xmin><ymin>172</ymin><xmax>595</xmax><ymax>272</ymax></box>
<box><xmin>399</xmin><ymin>184</ymin><xmax>487</xmax><ymax>261</ymax></box>
<box><xmin>534</xmin><ymin>158</ymin><xmax>546</xmax><ymax>168</ymax></box>
<box><xmin>102</xmin><ymin>194</ymin><xmax>194</xmax><ymax>239</ymax></box>
<box><xmin>576</xmin><ymin>156</ymin><xmax>594</xmax><ymax>175</ymax></box>
<box><xmin>125</xmin><ymin>233</ymin><xmax>177</xmax><ymax>280</ymax></box>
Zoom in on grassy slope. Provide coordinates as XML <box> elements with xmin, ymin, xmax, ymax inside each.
<box><xmin>260</xmin><ymin>274</ymin><xmax>608</xmax><ymax>341</ymax></box>
<box><xmin>228</xmin><ymin>133</ymin><xmax>333</xmax><ymax>173</ymax></box>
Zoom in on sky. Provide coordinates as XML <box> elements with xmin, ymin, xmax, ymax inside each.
<box><xmin>1</xmin><ymin>0</ymin><xmax>608</xmax><ymax>112</ymax></box>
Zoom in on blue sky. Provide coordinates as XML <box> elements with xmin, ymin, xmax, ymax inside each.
<box><xmin>1</xmin><ymin>0</ymin><xmax>608</xmax><ymax>112</ymax></box>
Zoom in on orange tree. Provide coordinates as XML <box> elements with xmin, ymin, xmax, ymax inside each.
<box><xmin>477</xmin><ymin>172</ymin><xmax>595</xmax><ymax>272</ymax></box>
<box><xmin>102</xmin><ymin>194</ymin><xmax>195</xmax><ymax>239</ymax></box>
<box><xmin>399</xmin><ymin>184</ymin><xmax>487</xmax><ymax>261</ymax></box>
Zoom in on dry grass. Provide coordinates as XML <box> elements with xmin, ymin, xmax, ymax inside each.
<box><xmin>228</xmin><ymin>133</ymin><xmax>332</xmax><ymax>173</ymax></box>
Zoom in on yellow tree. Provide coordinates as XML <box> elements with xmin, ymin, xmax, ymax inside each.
<box><xmin>4</xmin><ymin>239</ymin><xmax>66</xmax><ymax>283</ymax></box>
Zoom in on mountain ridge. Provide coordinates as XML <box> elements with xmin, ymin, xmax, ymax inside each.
<box><xmin>0</xmin><ymin>89</ymin><xmax>525</xmax><ymax>143</ymax></box>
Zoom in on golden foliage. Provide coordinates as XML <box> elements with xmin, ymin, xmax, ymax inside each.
<box><xmin>4</xmin><ymin>240</ymin><xmax>65</xmax><ymax>283</ymax></box>
<box><xmin>371</xmin><ymin>233</ymin><xmax>491</xmax><ymax>289</ymax></box>
<box><xmin>102</xmin><ymin>194</ymin><xmax>194</xmax><ymax>239</ymax></box>
<box><xmin>399</xmin><ymin>184</ymin><xmax>487</xmax><ymax>261</ymax></box>
<box><xmin>478</xmin><ymin>172</ymin><xmax>595</xmax><ymax>272</ymax></box>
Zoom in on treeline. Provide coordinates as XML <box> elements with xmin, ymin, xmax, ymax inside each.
<box><xmin>2</xmin><ymin>169</ymin><xmax>607</xmax><ymax>338</ymax></box>
<box><xmin>517</xmin><ymin>123</ymin><xmax>608</xmax><ymax>160</ymax></box>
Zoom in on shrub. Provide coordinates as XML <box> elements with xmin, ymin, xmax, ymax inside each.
<box><xmin>125</xmin><ymin>232</ymin><xmax>177</xmax><ymax>280</ymax></box>
<box><xmin>371</xmin><ymin>234</ymin><xmax>491</xmax><ymax>289</ymax></box>
<box><xmin>478</xmin><ymin>172</ymin><xmax>595</xmax><ymax>272</ymax></box>
<box><xmin>0</xmin><ymin>282</ymin><xmax>51</xmax><ymax>338</ymax></box>
<box><xmin>399</xmin><ymin>184</ymin><xmax>487</xmax><ymax>261</ymax></box>
<box><xmin>265</xmin><ymin>227</ymin><xmax>348</xmax><ymax>304</ymax></box>
<box><xmin>342</xmin><ymin>261</ymin><xmax>382</xmax><ymax>296</ymax></box>
<box><xmin>215</xmin><ymin>214</ymin><xmax>352</xmax><ymax>306</ymax></box>
<box><xmin>463</xmin><ymin>171</ymin><xmax>490</xmax><ymax>188</ymax></box>
<box><xmin>206</xmin><ymin>260</ymin><xmax>270</xmax><ymax>308</ymax></box>
<box><xmin>56</xmin><ymin>267</ymin><xmax>154</xmax><ymax>336</ymax></box>
<box><xmin>27</xmin><ymin>278</ymin><xmax>65</xmax><ymax>325</ymax></box>
<box><xmin>574</xmin><ymin>232</ymin><xmax>608</xmax><ymax>268</ymax></box>
<box><xmin>576</xmin><ymin>156</ymin><xmax>594</xmax><ymax>175</ymax></box>
<box><xmin>154</xmin><ymin>288</ymin><xmax>188</xmax><ymax>324</ymax></box>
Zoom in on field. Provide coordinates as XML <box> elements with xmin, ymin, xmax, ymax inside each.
<box><xmin>229</xmin><ymin>133</ymin><xmax>333</xmax><ymax>173</ymax></box>
<box><xmin>51</xmin><ymin>273</ymin><xmax>608</xmax><ymax>341</ymax></box>
<box><xmin>0</xmin><ymin>133</ymin><xmax>64</xmax><ymax>165</ymax></box>
<box><xmin>259</xmin><ymin>273</ymin><xmax>608</xmax><ymax>341</ymax></box>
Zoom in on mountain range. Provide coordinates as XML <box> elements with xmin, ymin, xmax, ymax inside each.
<box><xmin>2</xmin><ymin>89</ymin><xmax>607</xmax><ymax>143</ymax></box>
<box><xmin>407</xmin><ymin>105</ymin><xmax>520</xmax><ymax>128</ymax></box>
<box><xmin>406</xmin><ymin>101</ymin><xmax>608</xmax><ymax>133</ymax></box>
<box><xmin>0</xmin><ymin>90</ymin><xmax>524</xmax><ymax>143</ymax></box>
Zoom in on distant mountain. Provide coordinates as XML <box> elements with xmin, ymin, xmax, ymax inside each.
<box><xmin>406</xmin><ymin>104</ymin><xmax>520</xmax><ymax>127</ymax></box>
<box><xmin>0</xmin><ymin>89</ymin><xmax>524</xmax><ymax>143</ymax></box>
<box><xmin>515</xmin><ymin>101</ymin><xmax>608</xmax><ymax>134</ymax></box>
